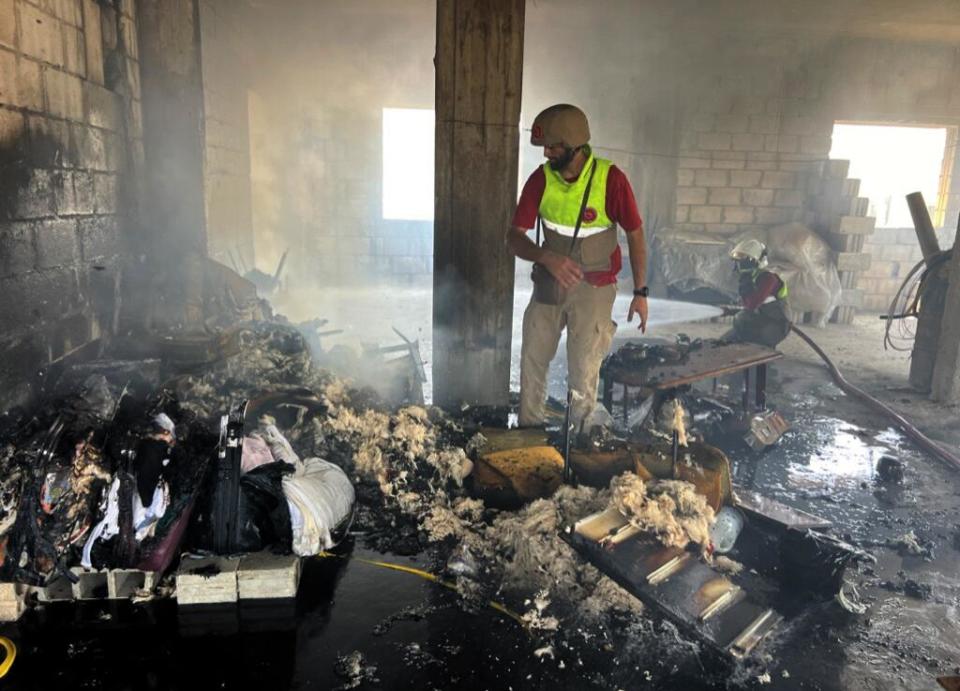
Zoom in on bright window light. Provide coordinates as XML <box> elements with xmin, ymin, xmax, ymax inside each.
<box><xmin>382</xmin><ymin>108</ymin><xmax>434</xmax><ymax>221</ymax></box>
<box><xmin>829</xmin><ymin>123</ymin><xmax>949</xmax><ymax>228</ymax></box>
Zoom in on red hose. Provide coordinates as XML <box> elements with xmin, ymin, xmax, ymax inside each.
<box><xmin>790</xmin><ymin>325</ymin><xmax>960</xmax><ymax>472</ymax></box>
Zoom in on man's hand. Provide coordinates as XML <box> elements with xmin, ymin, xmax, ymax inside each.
<box><xmin>628</xmin><ymin>295</ymin><xmax>648</xmax><ymax>333</ymax></box>
<box><xmin>543</xmin><ymin>251</ymin><xmax>583</xmax><ymax>289</ymax></box>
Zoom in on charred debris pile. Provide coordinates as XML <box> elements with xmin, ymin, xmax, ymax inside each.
<box><xmin>0</xmin><ymin>296</ymin><xmax>739</xmax><ymax>629</ymax></box>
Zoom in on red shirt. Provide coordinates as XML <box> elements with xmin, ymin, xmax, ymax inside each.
<box><xmin>512</xmin><ymin>165</ymin><xmax>643</xmax><ymax>286</ymax></box>
<box><xmin>741</xmin><ymin>272</ymin><xmax>783</xmax><ymax>310</ymax></box>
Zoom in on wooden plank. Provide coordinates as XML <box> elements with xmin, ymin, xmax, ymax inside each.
<box><xmin>605</xmin><ymin>342</ymin><xmax>782</xmax><ymax>389</ymax></box>
<box><xmin>432</xmin><ymin>0</ymin><xmax>525</xmax><ymax>409</ymax></box>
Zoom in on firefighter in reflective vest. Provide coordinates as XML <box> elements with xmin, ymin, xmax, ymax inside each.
<box><xmin>505</xmin><ymin>104</ymin><xmax>648</xmax><ymax>428</ymax></box>
<box><xmin>727</xmin><ymin>238</ymin><xmax>792</xmax><ymax>348</ymax></box>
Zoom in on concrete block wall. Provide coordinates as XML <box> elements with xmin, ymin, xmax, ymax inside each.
<box><xmin>674</xmin><ymin>105</ymin><xmax>833</xmax><ymax>238</ymax></box>
<box><xmin>0</xmin><ymin>0</ymin><xmax>141</xmax><ymax>408</ymax></box>
<box><xmin>198</xmin><ymin>0</ymin><xmax>254</xmax><ymax>271</ymax></box>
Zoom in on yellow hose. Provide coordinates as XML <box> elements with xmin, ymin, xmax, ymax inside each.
<box><xmin>0</xmin><ymin>636</ymin><xmax>16</xmax><ymax>679</ymax></box>
<box><xmin>316</xmin><ymin>551</ymin><xmax>527</xmax><ymax>629</ymax></box>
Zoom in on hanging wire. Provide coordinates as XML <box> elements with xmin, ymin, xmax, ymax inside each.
<box><xmin>883</xmin><ymin>250</ymin><xmax>954</xmax><ymax>352</ymax></box>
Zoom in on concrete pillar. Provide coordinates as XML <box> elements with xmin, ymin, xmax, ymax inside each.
<box><xmin>931</xmin><ymin>224</ymin><xmax>960</xmax><ymax>402</ymax></box>
<box><xmin>432</xmin><ymin>0</ymin><xmax>524</xmax><ymax>409</ymax></box>
<box><xmin>136</xmin><ymin>0</ymin><xmax>207</xmax><ymax>325</ymax></box>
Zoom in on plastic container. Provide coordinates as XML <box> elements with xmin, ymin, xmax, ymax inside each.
<box><xmin>710</xmin><ymin>506</ymin><xmax>744</xmax><ymax>554</ymax></box>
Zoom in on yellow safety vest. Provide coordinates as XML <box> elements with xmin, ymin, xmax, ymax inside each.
<box><xmin>537</xmin><ymin>149</ymin><xmax>618</xmax><ymax>272</ymax></box>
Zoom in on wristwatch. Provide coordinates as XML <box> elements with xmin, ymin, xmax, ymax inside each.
<box><xmin>633</xmin><ymin>287</ymin><xmax>649</xmax><ymax>297</ymax></box>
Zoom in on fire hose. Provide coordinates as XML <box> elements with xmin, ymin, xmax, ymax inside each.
<box><xmin>315</xmin><ymin>551</ymin><xmax>527</xmax><ymax>629</ymax></box>
<box><xmin>790</xmin><ymin>324</ymin><xmax>960</xmax><ymax>472</ymax></box>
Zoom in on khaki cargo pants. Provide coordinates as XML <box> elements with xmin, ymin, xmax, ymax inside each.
<box><xmin>519</xmin><ymin>282</ymin><xmax>617</xmax><ymax>428</ymax></box>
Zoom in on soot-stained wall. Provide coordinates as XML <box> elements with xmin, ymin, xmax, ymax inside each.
<box><xmin>0</xmin><ymin>0</ymin><xmax>142</xmax><ymax>408</ymax></box>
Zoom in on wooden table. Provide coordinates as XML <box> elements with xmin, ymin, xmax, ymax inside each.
<box><xmin>600</xmin><ymin>341</ymin><xmax>783</xmax><ymax>422</ymax></box>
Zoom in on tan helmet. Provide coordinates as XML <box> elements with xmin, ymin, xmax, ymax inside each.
<box><xmin>730</xmin><ymin>237</ymin><xmax>768</xmax><ymax>268</ymax></box>
<box><xmin>530</xmin><ymin>104</ymin><xmax>590</xmax><ymax>148</ymax></box>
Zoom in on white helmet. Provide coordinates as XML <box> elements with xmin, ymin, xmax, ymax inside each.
<box><xmin>730</xmin><ymin>238</ymin><xmax>768</xmax><ymax>268</ymax></box>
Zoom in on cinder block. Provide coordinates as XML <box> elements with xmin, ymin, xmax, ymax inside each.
<box><xmin>723</xmin><ymin>206</ymin><xmax>754</xmax><ymax>224</ymax></box>
<box><xmin>748</xmin><ymin>115</ymin><xmax>779</xmax><ymax>135</ymax></box>
<box><xmin>800</xmin><ymin>135</ymin><xmax>832</xmax><ymax>155</ymax></box>
<box><xmin>237</xmin><ymin>552</ymin><xmax>300</xmax><ymax>600</ymax></box>
<box><xmin>16</xmin><ymin>167</ymin><xmax>55</xmax><ymax>218</ymax></box>
<box><xmin>690</xmin><ymin>206</ymin><xmax>723</xmax><ymax>223</ymax></box>
<box><xmin>62</xmin><ymin>24</ymin><xmax>84</xmax><ymax>76</ymax></box>
<box><xmin>698</xmin><ymin>132</ymin><xmax>731</xmax><ymax>151</ymax></box>
<box><xmin>675</xmin><ymin>205</ymin><xmax>689</xmax><ymax>223</ymax></box>
<box><xmin>729</xmin><ymin>170</ymin><xmax>762</xmax><ymax>188</ymax></box>
<box><xmin>755</xmin><ymin>207</ymin><xmax>794</xmax><ymax>225</ymax></box>
<box><xmin>107</xmin><ymin>569</ymin><xmax>156</xmax><ymax>599</ymax></box>
<box><xmin>726</xmin><ymin>95</ymin><xmax>762</xmax><ymax>115</ymax></box>
<box><xmin>119</xmin><ymin>14</ymin><xmax>137</xmax><ymax>59</ymax></box>
<box><xmin>18</xmin><ymin>2</ymin><xmax>63</xmax><ymax>65</ymax></box>
<box><xmin>0</xmin><ymin>0</ymin><xmax>14</xmax><ymax>48</ymax></box>
<box><xmin>760</xmin><ymin>171</ymin><xmax>797</xmax><ymax>190</ymax></box>
<box><xmin>0</xmin><ymin>582</ymin><xmax>29</xmax><ymax>621</ymax></box>
<box><xmin>100</xmin><ymin>3</ymin><xmax>116</xmax><ymax>50</ymax></box>
<box><xmin>0</xmin><ymin>105</ymin><xmax>24</xmax><ymax>144</ymax></box>
<box><xmin>674</xmin><ymin>222</ymin><xmax>705</xmax><ymax>233</ymax></box>
<box><xmin>78</xmin><ymin>214</ymin><xmax>118</xmax><ymax>259</ymax></box>
<box><xmin>0</xmin><ymin>220</ymin><xmax>36</xmax><ymax>277</ymax></box>
<box><xmin>124</xmin><ymin>56</ymin><xmax>139</xmax><ymax>100</ymax></box>
<box><xmin>836</xmin><ymin>252</ymin><xmax>872</xmax><ymax>272</ymax></box>
<box><xmin>677</xmin><ymin>168</ymin><xmax>694</xmax><ymax>187</ymax></box>
<box><xmin>711</xmin><ymin>157</ymin><xmax>745</xmax><ymax>170</ymax></box>
<box><xmin>81</xmin><ymin>0</ymin><xmax>103</xmax><ymax>84</ymax></box>
<box><xmin>830</xmin><ymin>215</ymin><xmax>876</xmax><ymax>235</ymax></box>
<box><xmin>176</xmin><ymin>556</ymin><xmax>241</xmax><ymax>605</ymax></box>
<box><xmin>44</xmin><ymin>67</ymin><xmax>84</xmax><ymax>121</ymax></box>
<box><xmin>714</xmin><ymin>114</ymin><xmax>748</xmax><ymax>134</ymax></box>
<box><xmin>708</xmin><ymin>187</ymin><xmax>741</xmax><ymax>206</ymax></box>
<box><xmin>71</xmin><ymin>567</ymin><xmax>108</xmax><ymax>599</ymax></box>
<box><xmin>690</xmin><ymin>113</ymin><xmax>715</xmax><ymax>132</ymax></box>
<box><xmin>702</xmin><ymin>222</ymin><xmax>739</xmax><ymax>235</ymax></box>
<box><xmin>694</xmin><ymin>169</ymin><xmax>729</xmax><ymax>188</ymax></box>
<box><xmin>678</xmin><ymin>155</ymin><xmax>711</xmax><ymax>168</ymax></box>
<box><xmin>842</xmin><ymin>178</ymin><xmax>860</xmax><ymax>197</ymax></box>
<box><xmin>676</xmin><ymin>186</ymin><xmax>707</xmax><ymax>206</ymax></box>
<box><xmin>72</xmin><ymin>169</ymin><xmax>94</xmax><ymax>212</ymax></box>
<box><xmin>37</xmin><ymin>575</ymin><xmax>73</xmax><ymax>601</ymax></box>
<box><xmin>825</xmin><ymin>159</ymin><xmax>850</xmax><ymax>179</ymax></box>
<box><xmin>732</xmin><ymin>133</ymin><xmax>765</xmax><ymax>152</ymax></box>
<box><xmin>781</xmin><ymin>115</ymin><xmax>816</xmax><ymax>136</ymax></box>
<box><xmin>774</xmin><ymin>189</ymin><xmax>804</xmax><ymax>207</ymax></box>
<box><xmin>765</xmin><ymin>134</ymin><xmax>798</xmax><ymax>154</ymax></box>
<box><xmin>839</xmin><ymin>288</ymin><xmax>864</xmax><ymax>308</ymax></box>
<box><xmin>744</xmin><ymin>188</ymin><xmax>776</xmax><ymax>207</ymax></box>
<box><xmin>36</xmin><ymin>217</ymin><xmax>78</xmax><ymax>267</ymax></box>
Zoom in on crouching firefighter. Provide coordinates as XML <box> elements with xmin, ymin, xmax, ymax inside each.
<box><xmin>505</xmin><ymin>103</ymin><xmax>648</xmax><ymax>429</ymax></box>
<box><xmin>726</xmin><ymin>238</ymin><xmax>792</xmax><ymax>348</ymax></box>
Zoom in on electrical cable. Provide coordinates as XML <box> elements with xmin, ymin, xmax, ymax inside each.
<box><xmin>883</xmin><ymin>250</ymin><xmax>953</xmax><ymax>352</ymax></box>
<box><xmin>791</xmin><ymin>324</ymin><xmax>960</xmax><ymax>472</ymax></box>
<box><xmin>315</xmin><ymin>551</ymin><xmax>528</xmax><ymax>630</ymax></box>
